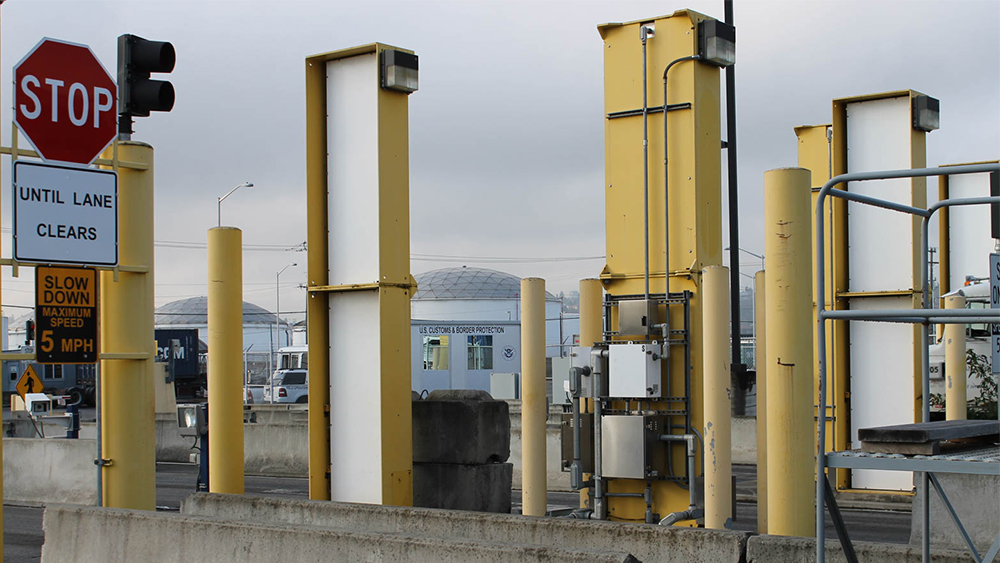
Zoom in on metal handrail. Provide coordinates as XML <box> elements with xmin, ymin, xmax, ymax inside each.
<box><xmin>814</xmin><ymin>162</ymin><xmax>1000</xmax><ymax>563</ymax></box>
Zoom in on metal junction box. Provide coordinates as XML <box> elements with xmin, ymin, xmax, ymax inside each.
<box><xmin>600</xmin><ymin>415</ymin><xmax>667</xmax><ymax>479</ymax></box>
<box><xmin>608</xmin><ymin>342</ymin><xmax>661</xmax><ymax>398</ymax></box>
<box><xmin>560</xmin><ymin>412</ymin><xmax>594</xmax><ymax>473</ymax></box>
<box><xmin>618</xmin><ymin>300</ymin><xmax>659</xmax><ymax>336</ymax></box>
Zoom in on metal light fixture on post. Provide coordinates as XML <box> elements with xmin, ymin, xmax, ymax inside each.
<box><xmin>217</xmin><ymin>181</ymin><xmax>254</xmax><ymax>227</ymax></box>
<box><xmin>270</xmin><ymin>262</ymin><xmax>297</xmax><ymax>403</ymax></box>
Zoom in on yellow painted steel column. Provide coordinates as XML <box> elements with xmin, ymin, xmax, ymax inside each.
<box><xmin>944</xmin><ymin>294</ymin><xmax>967</xmax><ymax>421</ymax></box>
<box><xmin>754</xmin><ymin>269</ymin><xmax>767</xmax><ymax>533</ymax></box>
<box><xmin>703</xmin><ymin>266</ymin><xmax>732</xmax><ymax>529</ymax></box>
<box><xmin>521</xmin><ymin>277</ymin><xmax>547</xmax><ymax>517</ymax></box>
<box><xmin>579</xmin><ymin>279</ymin><xmax>603</xmax><ymax>347</ymax></box>
<box><xmin>304</xmin><ymin>50</ymin><xmax>331</xmax><ymax>501</ymax></box>
<box><xmin>99</xmin><ymin>142</ymin><xmax>156</xmax><ymax>510</ymax></box>
<box><xmin>763</xmin><ymin>167</ymin><xmax>814</xmax><ymax>537</ymax></box>
<box><xmin>207</xmin><ymin>227</ymin><xmax>245</xmax><ymax>493</ymax></box>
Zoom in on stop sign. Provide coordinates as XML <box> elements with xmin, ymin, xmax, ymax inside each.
<box><xmin>14</xmin><ymin>38</ymin><xmax>117</xmax><ymax>165</ymax></box>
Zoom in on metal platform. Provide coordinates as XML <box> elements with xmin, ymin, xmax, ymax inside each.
<box><xmin>826</xmin><ymin>446</ymin><xmax>1000</xmax><ymax>476</ymax></box>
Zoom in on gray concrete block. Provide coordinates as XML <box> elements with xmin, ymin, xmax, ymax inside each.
<box><xmin>413</xmin><ymin>390</ymin><xmax>510</xmax><ymax>464</ymax></box>
<box><xmin>4</xmin><ymin>438</ymin><xmax>97</xmax><ymax>505</ymax></box>
<box><xmin>184</xmin><ymin>493</ymin><xmax>751</xmax><ymax>563</ymax></box>
<box><xmin>910</xmin><ymin>472</ymin><xmax>999</xmax><ymax>555</ymax></box>
<box><xmin>414</xmin><ymin>462</ymin><xmax>512</xmax><ymax>513</ymax></box>
<box><xmin>746</xmin><ymin>534</ymin><xmax>975</xmax><ymax>563</ymax></box>
<box><xmin>42</xmin><ymin>504</ymin><xmax>639</xmax><ymax>563</ymax></box>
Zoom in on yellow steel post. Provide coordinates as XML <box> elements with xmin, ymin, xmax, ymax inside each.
<box><xmin>764</xmin><ymin>167</ymin><xmax>815</xmax><ymax>537</ymax></box>
<box><xmin>521</xmin><ymin>277</ymin><xmax>547</xmax><ymax>517</ymax></box>
<box><xmin>944</xmin><ymin>294</ymin><xmax>967</xmax><ymax>421</ymax></box>
<box><xmin>578</xmin><ymin>278</ymin><xmax>602</xmax><ymax>508</ymax></box>
<box><xmin>579</xmin><ymin>279</ymin><xmax>603</xmax><ymax>347</ymax></box>
<box><xmin>99</xmin><ymin>142</ymin><xmax>156</xmax><ymax>510</ymax></box>
<box><xmin>304</xmin><ymin>49</ymin><xmax>331</xmax><ymax>501</ymax></box>
<box><xmin>207</xmin><ymin>227</ymin><xmax>245</xmax><ymax>493</ymax></box>
<box><xmin>754</xmin><ymin>269</ymin><xmax>767</xmax><ymax>534</ymax></box>
<box><xmin>598</xmin><ymin>10</ymin><xmax>723</xmax><ymax>522</ymax></box>
<box><xmin>703</xmin><ymin>265</ymin><xmax>732</xmax><ymax>530</ymax></box>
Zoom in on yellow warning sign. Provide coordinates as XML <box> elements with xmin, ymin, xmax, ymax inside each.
<box><xmin>16</xmin><ymin>365</ymin><xmax>44</xmax><ymax>402</ymax></box>
<box><xmin>35</xmin><ymin>266</ymin><xmax>99</xmax><ymax>364</ymax></box>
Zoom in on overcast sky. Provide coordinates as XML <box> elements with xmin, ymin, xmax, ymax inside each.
<box><xmin>0</xmin><ymin>0</ymin><xmax>997</xmax><ymax>323</ymax></box>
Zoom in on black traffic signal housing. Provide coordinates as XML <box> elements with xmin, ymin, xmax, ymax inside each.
<box><xmin>26</xmin><ymin>319</ymin><xmax>34</xmax><ymax>344</ymax></box>
<box><xmin>117</xmin><ymin>34</ymin><xmax>176</xmax><ymax>135</ymax></box>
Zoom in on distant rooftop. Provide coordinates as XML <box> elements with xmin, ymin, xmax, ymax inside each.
<box><xmin>155</xmin><ymin>296</ymin><xmax>276</xmax><ymax>326</ymax></box>
<box><xmin>413</xmin><ymin>266</ymin><xmax>556</xmax><ymax>300</ymax></box>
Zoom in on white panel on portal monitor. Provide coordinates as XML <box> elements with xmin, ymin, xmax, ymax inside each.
<box><xmin>328</xmin><ymin>290</ymin><xmax>382</xmax><ymax>503</ymax></box>
<box><xmin>846</xmin><ymin>97</ymin><xmax>914</xmax><ymax>293</ymax></box>
<box><xmin>326</xmin><ymin>54</ymin><xmax>380</xmax><ymax>285</ymax></box>
<box><xmin>849</xmin><ymin>295</ymin><xmax>914</xmax><ymax>491</ymax></box>
<box><xmin>948</xmin><ymin>172</ymin><xmax>994</xmax><ymax>290</ymax></box>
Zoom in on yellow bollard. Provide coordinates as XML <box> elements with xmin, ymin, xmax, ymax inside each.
<box><xmin>521</xmin><ymin>277</ymin><xmax>547</xmax><ymax>516</ymax></box>
<box><xmin>944</xmin><ymin>294</ymin><xmax>967</xmax><ymax>421</ymax></box>
<box><xmin>579</xmin><ymin>279</ymin><xmax>603</xmax><ymax>347</ymax></box>
<box><xmin>703</xmin><ymin>266</ymin><xmax>732</xmax><ymax>530</ymax></box>
<box><xmin>99</xmin><ymin>142</ymin><xmax>156</xmax><ymax>510</ymax></box>
<box><xmin>578</xmin><ymin>278</ymin><xmax>603</xmax><ymax>508</ymax></box>
<box><xmin>207</xmin><ymin>227</ymin><xmax>245</xmax><ymax>493</ymax></box>
<box><xmin>763</xmin><ymin>167</ymin><xmax>814</xmax><ymax>537</ymax></box>
<box><xmin>755</xmin><ymin>269</ymin><xmax>767</xmax><ymax>534</ymax></box>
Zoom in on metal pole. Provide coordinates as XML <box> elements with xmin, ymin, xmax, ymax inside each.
<box><xmin>764</xmin><ymin>167</ymin><xmax>814</xmax><ymax>537</ymax></box>
<box><xmin>754</xmin><ymin>269</ymin><xmax>767</xmax><ymax>533</ymax></box>
<box><xmin>578</xmin><ymin>278</ymin><xmax>602</xmax><ymax>510</ymax></box>
<box><xmin>207</xmin><ymin>226</ymin><xmax>245</xmax><ymax>494</ymax></box>
<box><xmin>521</xmin><ymin>277</ymin><xmax>547</xmax><ymax>516</ymax></box>
<box><xmin>724</xmin><ymin>0</ymin><xmax>745</xmax><ymax>417</ymax></box>
<box><xmin>98</xmin><ymin>141</ymin><xmax>156</xmax><ymax>510</ymax></box>
<box><xmin>95</xmin><ymin>361</ymin><xmax>102</xmax><ymax>507</ymax></box>
<box><xmin>703</xmin><ymin>265</ymin><xmax>732</xmax><ymax>529</ymax></box>
<box><xmin>944</xmin><ymin>294</ymin><xmax>967</xmax><ymax>420</ymax></box>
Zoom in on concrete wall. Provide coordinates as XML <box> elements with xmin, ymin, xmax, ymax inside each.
<box><xmin>242</xmin><ymin>405</ymin><xmax>308</xmax><ymax>476</ymax></box>
<box><xmin>183</xmin><ymin>493</ymin><xmax>750</xmax><ymax>563</ymax></box>
<box><xmin>910</xmin><ymin>472</ymin><xmax>999</xmax><ymax>554</ymax></box>
<box><xmin>3</xmin><ymin>438</ymin><xmax>97</xmax><ymax>505</ymax></box>
<box><xmin>732</xmin><ymin>415</ymin><xmax>757</xmax><ymax>465</ymax></box>
<box><xmin>746</xmin><ymin>534</ymin><xmax>974</xmax><ymax>563</ymax></box>
<box><xmin>42</xmin><ymin>504</ymin><xmax>639</xmax><ymax>563</ymax></box>
<box><xmin>508</xmin><ymin>401</ymin><xmax>571</xmax><ymax>491</ymax></box>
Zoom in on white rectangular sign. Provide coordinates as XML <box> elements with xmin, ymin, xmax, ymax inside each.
<box><xmin>12</xmin><ymin>161</ymin><xmax>118</xmax><ymax>266</ymax></box>
<box><xmin>991</xmin><ymin>253</ymin><xmax>999</xmax><ymax>375</ymax></box>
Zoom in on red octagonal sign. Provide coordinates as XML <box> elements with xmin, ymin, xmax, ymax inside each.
<box><xmin>14</xmin><ymin>38</ymin><xmax>117</xmax><ymax>166</ymax></box>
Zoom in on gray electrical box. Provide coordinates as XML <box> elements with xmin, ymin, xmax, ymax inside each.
<box><xmin>608</xmin><ymin>342</ymin><xmax>662</xmax><ymax>398</ymax></box>
<box><xmin>560</xmin><ymin>412</ymin><xmax>594</xmax><ymax>473</ymax></box>
<box><xmin>600</xmin><ymin>415</ymin><xmax>667</xmax><ymax>479</ymax></box>
<box><xmin>551</xmin><ymin>356</ymin><xmax>572</xmax><ymax>405</ymax></box>
<box><xmin>618</xmin><ymin>299</ymin><xmax>659</xmax><ymax>336</ymax></box>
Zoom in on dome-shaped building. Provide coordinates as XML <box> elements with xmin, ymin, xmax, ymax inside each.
<box><xmin>409</xmin><ymin>266</ymin><xmax>575</xmax><ymax>395</ymax></box>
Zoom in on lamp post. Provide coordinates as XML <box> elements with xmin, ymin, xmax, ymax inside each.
<box><xmin>276</xmin><ymin>262</ymin><xmax>298</xmax><ymax>364</ymax></box>
<box><xmin>217</xmin><ymin>181</ymin><xmax>253</xmax><ymax>227</ymax></box>
<box><xmin>725</xmin><ymin>246</ymin><xmax>765</xmax><ymax>273</ymax></box>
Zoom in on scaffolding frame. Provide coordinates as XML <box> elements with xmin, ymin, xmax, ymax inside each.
<box><xmin>814</xmin><ymin>162</ymin><xmax>1000</xmax><ymax>563</ymax></box>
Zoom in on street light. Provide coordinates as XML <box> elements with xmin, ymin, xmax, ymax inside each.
<box><xmin>217</xmin><ymin>181</ymin><xmax>253</xmax><ymax>226</ymax></box>
<box><xmin>276</xmin><ymin>262</ymin><xmax>298</xmax><ymax>356</ymax></box>
<box><xmin>724</xmin><ymin>246</ymin><xmax>764</xmax><ymax>272</ymax></box>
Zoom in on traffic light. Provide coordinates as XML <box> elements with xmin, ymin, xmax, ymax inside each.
<box><xmin>26</xmin><ymin>319</ymin><xmax>35</xmax><ymax>344</ymax></box>
<box><xmin>117</xmin><ymin>34</ymin><xmax>175</xmax><ymax>135</ymax></box>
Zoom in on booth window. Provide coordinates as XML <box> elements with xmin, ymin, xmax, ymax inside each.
<box><xmin>43</xmin><ymin>365</ymin><xmax>63</xmax><ymax>380</ymax></box>
<box><xmin>423</xmin><ymin>335</ymin><xmax>449</xmax><ymax>370</ymax></box>
<box><xmin>467</xmin><ymin>335</ymin><xmax>493</xmax><ymax>370</ymax></box>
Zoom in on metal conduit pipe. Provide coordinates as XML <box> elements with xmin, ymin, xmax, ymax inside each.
<box><xmin>657</xmin><ymin>433</ymin><xmax>699</xmax><ymax>525</ymax></box>
<box><xmin>661</xmin><ymin>55</ymin><xmax>700</xmax><ymax>295</ymax></box>
<box><xmin>590</xmin><ymin>347</ymin><xmax>608</xmax><ymax>520</ymax></box>
<box><xmin>640</xmin><ymin>25</ymin><xmax>652</xmax><ymax>322</ymax></box>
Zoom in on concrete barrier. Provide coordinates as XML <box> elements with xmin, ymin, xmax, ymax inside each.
<box><xmin>509</xmin><ymin>400</ymin><xmax>571</xmax><ymax>491</ymax></box>
<box><xmin>242</xmin><ymin>405</ymin><xmax>308</xmax><ymax>476</ymax></box>
<box><xmin>183</xmin><ymin>493</ymin><xmax>750</xmax><ymax>563</ymax></box>
<box><xmin>746</xmin><ymin>534</ymin><xmax>974</xmax><ymax>562</ymax></box>
<box><xmin>41</xmin><ymin>504</ymin><xmax>640</xmax><ymax>563</ymax></box>
<box><xmin>910</xmin><ymin>472</ymin><xmax>999</xmax><ymax>555</ymax></box>
<box><xmin>732</xmin><ymin>415</ymin><xmax>757</xmax><ymax>465</ymax></box>
<box><xmin>3</xmin><ymin>438</ymin><xmax>97</xmax><ymax>505</ymax></box>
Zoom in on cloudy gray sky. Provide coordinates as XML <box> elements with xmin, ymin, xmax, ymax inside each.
<box><xmin>0</xmin><ymin>0</ymin><xmax>997</xmax><ymax>323</ymax></box>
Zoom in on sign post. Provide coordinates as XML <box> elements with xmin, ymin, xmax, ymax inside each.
<box><xmin>991</xmin><ymin>253</ymin><xmax>999</xmax><ymax>375</ymax></box>
<box><xmin>35</xmin><ymin>266</ymin><xmax>99</xmax><ymax>364</ymax></box>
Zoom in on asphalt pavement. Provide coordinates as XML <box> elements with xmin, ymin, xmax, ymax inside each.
<box><xmin>4</xmin><ymin>463</ymin><xmax>912</xmax><ymax>563</ymax></box>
